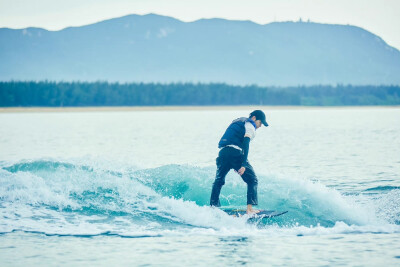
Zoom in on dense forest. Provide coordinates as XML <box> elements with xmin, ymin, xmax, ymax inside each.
<box><xmin>1</xmin><ymin>81</ymin><xmax>399</xmax><ymax>106</ymax></box>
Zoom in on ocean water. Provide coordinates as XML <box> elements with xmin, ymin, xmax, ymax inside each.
<box><xmin>0</xmin><ymin>107</ymin><xmax>399</xmax><ymax>266</ymax></box>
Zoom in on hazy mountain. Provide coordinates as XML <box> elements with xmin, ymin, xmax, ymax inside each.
<box><xmin>1</xmin><ymin>13</ymin><xmax>399</xmax><ymax>86</ymax></box>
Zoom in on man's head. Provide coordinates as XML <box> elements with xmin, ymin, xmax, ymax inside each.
<box><xmin>249</xmin><ymin>110</ymin><xmax>268</xmax><ymax>129</ymax></box>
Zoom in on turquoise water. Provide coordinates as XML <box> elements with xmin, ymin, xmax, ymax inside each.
<box><xmin>0</xmin><ymin>107</ymin><xmax>400</xmax><ymax>266</ymax></box>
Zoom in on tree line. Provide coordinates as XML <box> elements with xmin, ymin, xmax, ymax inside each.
<box><xmin>0</xmin><ymin>81</ymin><xmax>399</xmax><ymax>106</ymax></box>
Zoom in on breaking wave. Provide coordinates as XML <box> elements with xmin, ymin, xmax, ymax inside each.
<box><xmin>1</xmin><ymin>159</ymin><xmax>399</xmax><ymax>237</ymax></box>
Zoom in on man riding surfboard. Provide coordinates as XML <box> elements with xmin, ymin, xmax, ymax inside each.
<box><xmin>210</xmin><ymin>110</ymin><xmax>269</xmax><ymax>214</ymax></box>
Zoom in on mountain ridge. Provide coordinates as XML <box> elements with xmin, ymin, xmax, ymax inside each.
<box><xmin>1</xmin><ymin>13</ymin><xmax>399</xmax><ymax>86</ymax></box>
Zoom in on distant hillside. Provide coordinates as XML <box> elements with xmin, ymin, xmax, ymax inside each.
<box><xmin>1</xmin><ymin>14</ymin><xmax>399</xmax><ymax>86</ymax></box>
<box><xmin>1</xmin><ymin>81</ymin><xmax>399</xmax><ymax>107</ymax></box>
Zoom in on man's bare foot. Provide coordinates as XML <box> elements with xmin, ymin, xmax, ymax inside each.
<box><xmin>246</xmin><ymin>209</ymin><xmax>261</xmax><ymax>215</ymax></box>
<box><xmin>246</xmin><ymin>204</ymin><xmax>260</xmax><ymax>215</ymax></box>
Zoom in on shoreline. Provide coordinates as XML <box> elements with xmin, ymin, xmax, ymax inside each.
<box><xmin>0</xmin><ymin>105</ymin><xmax>399</xmax><ymax>113</ymax></box>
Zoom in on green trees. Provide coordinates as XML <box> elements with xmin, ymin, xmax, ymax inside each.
<box><xmin>0</xmin><ymin>81</ymin><xmax>399</xmax><ymax>107</ymax></box>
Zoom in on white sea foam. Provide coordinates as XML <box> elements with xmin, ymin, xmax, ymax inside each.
<box><xmin>258</xmin><ymin>170</ymin><xmax>384</xmax><ymax>225</ymax></box>
<box><xmin>1</xmin><ymin>158</ymin><xmax>399</xmax><ymax>238</ymax></box>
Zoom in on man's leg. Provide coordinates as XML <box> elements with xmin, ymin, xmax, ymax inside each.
<box><xmin>210</xmin><ymin>154</ymin><xmax>231</xmax><ymax>207</ymax></box>
<box><xmin>240</xmin><ymin>162</ymin><xmax>258</xmax><ymax>209</ymax></box>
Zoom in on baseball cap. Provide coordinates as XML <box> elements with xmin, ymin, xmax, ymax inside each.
<box><xmin>250</xmin><ymin>110</ymin><xmax>269</xmax><ymax>126</ymax></box>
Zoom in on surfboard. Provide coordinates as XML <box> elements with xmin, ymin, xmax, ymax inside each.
<box><xmin>223</xmin><ymin>209</ymin><xmax>288</xmax><ymax>219</ymax></box>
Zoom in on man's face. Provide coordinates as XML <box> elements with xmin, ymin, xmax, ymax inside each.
<box><xmin>255</xmin><ymin>120</ymin><xmax>262</xmax><ymax>129</ymax></box>
<box><xmin>250</xmin><ymin>116</ymin><xmax>262</xmax><ymax>129</ymax></box>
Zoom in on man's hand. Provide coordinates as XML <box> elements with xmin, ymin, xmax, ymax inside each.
<box><xmin>237</xmin><ymin>167</ymin><xmax>246</xmax><ymax>176</ymax></box>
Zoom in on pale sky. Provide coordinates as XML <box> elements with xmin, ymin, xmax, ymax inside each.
<box><xmin>1</xmin><ymin>0</ymin><xmax>400</xmax><ymax>50</ymax></box>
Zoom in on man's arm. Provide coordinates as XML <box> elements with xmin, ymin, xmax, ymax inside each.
<box><xmin>237</xmin><ymin>135</ymin><xmax>251</xmax><ymax>176</ymax></box>
<box><xmin>242</xmin><ymin>135</ymin><xmax>251</xmax><ymax>165</ymax></box>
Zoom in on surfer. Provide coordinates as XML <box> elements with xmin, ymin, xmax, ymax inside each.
<box><xmin>210</xmin><ymin>110</ymin><xmax>268</xmax><ymax>214</ymax></box>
